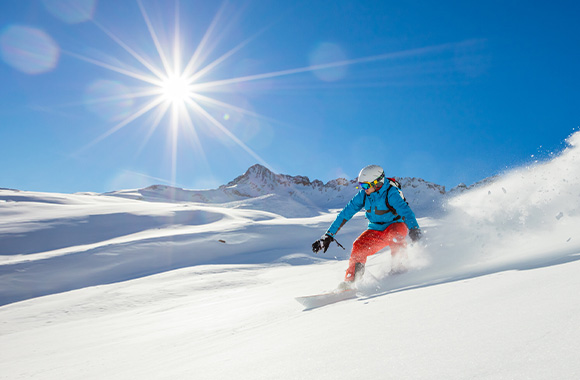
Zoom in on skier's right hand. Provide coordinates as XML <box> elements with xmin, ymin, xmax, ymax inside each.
<box><xmin>312</xmin><ymin>234</ymin><xmax>334</xmax><ymax>254</ymax></box>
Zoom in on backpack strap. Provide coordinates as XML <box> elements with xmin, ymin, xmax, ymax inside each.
<box><xmin>385</xmin><ymin>177</ymin><xmax>408</xmax><ymax>215</ymax></box>
<box><xmin>384</xmin><ymin>183</ymin><xmax>398</xmax><ymax>215</ymax></box>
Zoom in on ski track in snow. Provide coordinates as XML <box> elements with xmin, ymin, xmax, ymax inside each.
<box><xmin>1</xmin><ymin>132</ymin><xmax>579</xmax><ymax>379</ymax></box>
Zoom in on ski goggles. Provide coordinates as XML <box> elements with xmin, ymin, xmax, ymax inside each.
<box><xmin>358</xmin><ymin>173</ymin><xmax>384</xmax><ymax>190</ymax></box>
<box><xmin>359</xmin><ymin>182</ymin><xmax>374</xmax><ymax>190</ymax></box>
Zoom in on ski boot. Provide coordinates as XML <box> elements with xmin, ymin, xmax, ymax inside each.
<box><xmin>338</xmin><ymin>263</ymin><xmax>365</xmax><ymax>290</ymax></box>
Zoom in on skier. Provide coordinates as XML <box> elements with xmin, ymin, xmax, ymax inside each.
<box><xmin>312</xmin><ymin>165</ymin><xmax>422</xmax><ymax>286</ymax></box>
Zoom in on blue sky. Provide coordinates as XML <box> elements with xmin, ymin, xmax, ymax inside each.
<box><xmin>1</xmin><ymin>0</ymin><xmax>578</xmax><ymax>193</ymax></box>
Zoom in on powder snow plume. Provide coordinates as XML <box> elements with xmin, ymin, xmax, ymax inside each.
<box><xmin>422</xmin><ymin>130</ymin><xmax>580</xmax><ymax>281</ymax></box>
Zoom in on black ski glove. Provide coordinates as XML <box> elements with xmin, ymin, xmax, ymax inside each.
<box><xmin>409</xmin><ymin>228</ymin><xmax>422</xmax><ymax>242</ymax></box>
<box><xmin>312</xmin><ymin>234</ymin><xmax>334</xmax><ymax>254</ymax></box>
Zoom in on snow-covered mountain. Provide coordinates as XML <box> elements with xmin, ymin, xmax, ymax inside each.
<box><xmin>1</xmin><ymin>132</ymin><xmax>579</xmax><ymax>379</ymax></box>
<box><xmin>108</xmin><ymin>163</ymin><xmax>448</xmax><ymax>217</ymax></box>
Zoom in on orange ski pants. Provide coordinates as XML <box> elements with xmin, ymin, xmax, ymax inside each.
<box><xmin>345</xmin><ymin>222</ymin><xmax>409</xmax><ymax>281</ymax></box>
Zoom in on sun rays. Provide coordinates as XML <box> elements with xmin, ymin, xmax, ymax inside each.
<box><xmin>70</xmin><ymin>1</ymin><xmax>276</xmax><ymax>178</ymax></box>
<box><xmin>67</xmin><ymin>0</ymin><xmax>480</xmax><ymax>186</ymax></box>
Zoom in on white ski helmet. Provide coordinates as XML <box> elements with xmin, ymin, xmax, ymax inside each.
<box><xmin>358</xmin><ymin>165</ymin><xmax>385</xmax><ymax>186</ymax></box>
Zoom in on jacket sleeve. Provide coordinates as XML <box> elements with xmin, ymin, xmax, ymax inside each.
<box><xmin>326</xmin><ymin>191</ymin><xmax>365</xmax><ymax>236</ymax></box>
<box><xmin>388</xmin><ymin>187</ymin><xmax>420</xmax><ymax>230</ymax></box>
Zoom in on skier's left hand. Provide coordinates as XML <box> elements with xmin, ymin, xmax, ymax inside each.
<box><xmin>409</xmin><ymin>228</ymin><xmax>422</xmax><ymax>242</ymax></box>
<box><xmin>312</xmin><ymin>234</ymin><xmax>334</xmax><ymax>254</ymax></box>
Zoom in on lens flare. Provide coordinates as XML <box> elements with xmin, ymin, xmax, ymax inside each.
<box><xmin>41</xmin><ymin>0</ymin><xmax>96</xmax><ymax>24</ymax></box>
<box><xmin>309</xmin><ymin>42</ymin><xmax>348</xmax><ymax>82</ymax></box>
<box><xmin>0</xmin><ymin>25</ymin><xmax>59</xmax><ymax>74</ymax></box>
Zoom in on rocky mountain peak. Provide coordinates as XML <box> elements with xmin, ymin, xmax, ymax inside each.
<box><xmin>224</xmin><ymin>164</ymin><xmax>317</xmax><ymax>188</ymax></box>
<box><xmin>126</xmin><ymin>164</ymin><xmax>476</xmax><ymax>217</ymax></box>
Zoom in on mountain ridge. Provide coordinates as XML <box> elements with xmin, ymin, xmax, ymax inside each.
<box><xmin>106</xmin><ymin>164</ymin><xmax>463</xmax><ymax>217</ymax></box>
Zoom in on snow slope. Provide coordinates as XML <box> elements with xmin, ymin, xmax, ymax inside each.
<box><xmin>1</xmin><ymin>132</ymin><xmax>579</xmax><ymax>379</ymax></box>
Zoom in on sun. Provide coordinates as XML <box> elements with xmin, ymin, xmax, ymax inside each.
<box><xmin>71</xmin><ymin>1</ymin><xmax>273</xmax><ymax>173</ymax></box>
<box><xmin>159</xmin><ymin>74</ymin><xmax>192</xmax><ymax>104</ymax></box>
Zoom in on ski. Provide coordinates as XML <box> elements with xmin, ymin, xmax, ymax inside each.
<box><xmin>295</xmin><ymin>288</ymin><xmax>357</xmax><ymax>310</ymax></box>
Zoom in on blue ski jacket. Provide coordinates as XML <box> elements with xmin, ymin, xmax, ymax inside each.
<box><xmin>326</xmin><ymin>183</ymin><xmax>420</xmax><ymax>237</ymax></box>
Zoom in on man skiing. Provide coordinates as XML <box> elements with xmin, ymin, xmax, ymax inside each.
<box><xmin>312</xmin><ymin>165</ymin><xmax>422</xmax><ymax>286</ymax></box>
